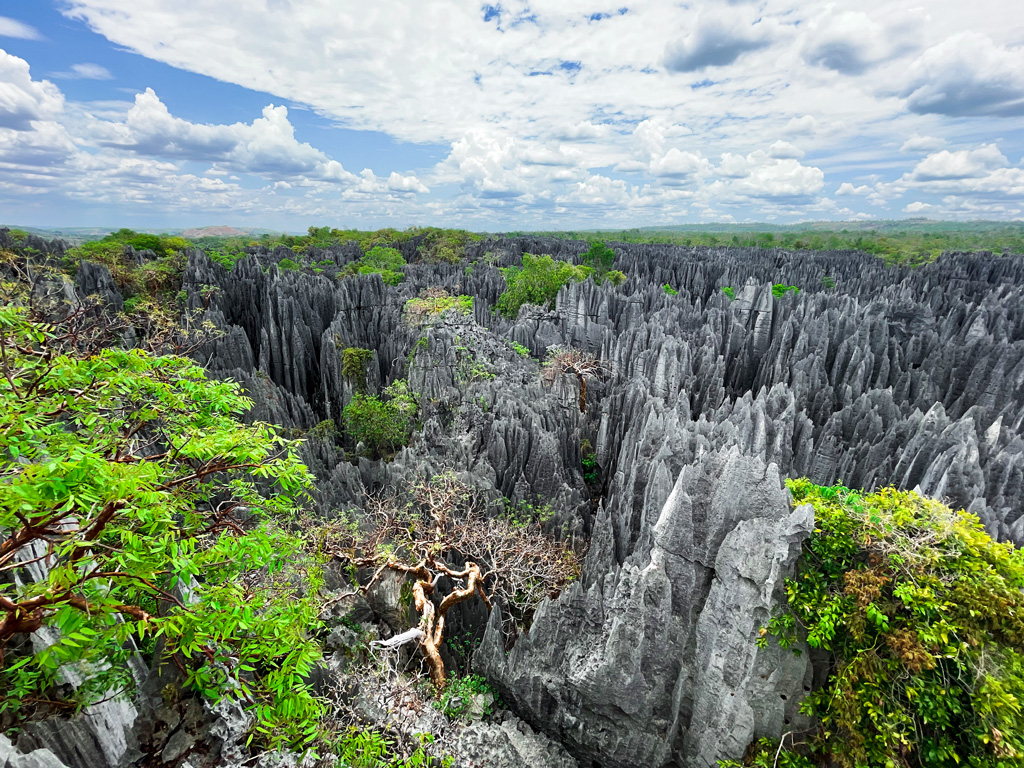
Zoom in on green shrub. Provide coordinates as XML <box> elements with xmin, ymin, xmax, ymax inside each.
<box><xmin>278</xmin><ymin>257</ymin><xmax>300</xmax><ymax>271</ymax></box>
<box><xmin>822</xmin><ymin>274</ymin><xmax>837</xmax><ymax>289</ymax></box>
<box><xmin>336</xmin><ymin>728</ymin><xmax>451</xmax><ymax>767</ymax></box>
<box><xmin>605</xmin><ymin>269</ymin><xmax>627</xmax><ymax>286</ymax></box>
<box><xmin>722</xmin><ymin>286</ymin><xmax>736</xmax><ymax>300</ymax></box>
<box><xmin>338</xmin><ymin>245</ymin><xmax>407</xmax><ymax>285</ymax></box>
<box><xmin>341</xmin><ymin>347</ymin><xmax>374</xmax><ymax>392</ymax></box>
<box><xmin>663</xmin><ymin>283</ymin><xmax>678</xmax><ymax>295</ymax></box>
<box><xmin>756</xmin><ymin>480</ymin><xmax>1024</xmax><ymax>768</ymax></box>
<box><xmin>771</xmin><ymin>283</ymin><xmax>799</xmax><ymax>298</ymax></box>
<box><xmin>342</xmin><ymin>380</ymin><xmax>417</xmax><ymax>458</ymax></box>
<box><xmin>495</xmin><ymin>253</ymin><xmax>590</xmax><ymax>318</ymax></box>
<box><xmin>405</xmin><ymin>290</ymin><xmax>473</xmax><ymax>325</ymax></box>
<box><xmin>415</xmin><ymin>227</ymin><xmax>481</xmax><ymax>264</ymax></box>
<box><xmin>508</xmin><ymin>340</ymin><xmax>530</xmax><ymax>357</ymax></box>
<box><xmin>207</xmin><ymin>249</ymin><xmax>244</xmax><ymax>270</ymax></box>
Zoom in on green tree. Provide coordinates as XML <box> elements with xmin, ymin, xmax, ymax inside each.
<box><xmin>0</xmin><ymin>306</ymin><xmax>326</xmax><ymax>749</ymax></box>
<box><xmin>580</xmin><ymin>241</ymin><xmax>616</xmax><ymax>282</ymax></box>
<box><xmin>495</xmin><ymin>253</ymin><xmax>590</xmax><ymax>318</ymax></box>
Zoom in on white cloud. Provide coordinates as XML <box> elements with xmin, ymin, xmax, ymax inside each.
<box><xmin>0</xmin><ymin>50</ymin><xmax>65</xmax><ymax>130</ymax></box>
<box><xmin>910</xmin><ymin>145</ymin><xmax>1008</xmax><ymax>181</ymax></box>
<box><xmin>899</xmin><ymin>33</ymin><xmax>1024</xmax><ymax>117</ymax></box>
<box><xmin>94</xmin><ymin>88</ymin><xmax>358</xmax><ymax>182</ymax></box>
<box><xmin>836</xmin><ymin>182</ymin><xmax>872</xmax><ymax>195</ymax></box>
<box><xmin>715</xmin><ymin>150</ymin><xmax>825</xmax><ymax>200</ymax></box>
<box><xmin>0</xmin><ymin>17</ymin><xmax>41</xmax><ymax>40</ymax></box>
<box><xmin>900</xmin><ymin>134</ymin><xmax>944</xmax><ymax>153</ymax></box>
<box><xmin>768</xmin><ymin>140</ymin><xmax>804</xmax><ymax>159</ymax></box>
<box><xmin>903</xmin><ymin>201</ymin><xmax>933</xmax><ymax>213</ymax></box>
<box><xmin>664</xmin><ymin>10</ymin><xmax>778</xmax><ymax>72</ymax></box>
<box><xmin>51</xmin><ymin>63</ymin><xmax>114</xmax><ymax>80</ymax></box>
<box><xmin>802</xmin><ymin>8</ymin><xmax>922</xmax><ymax>74</ymax></box>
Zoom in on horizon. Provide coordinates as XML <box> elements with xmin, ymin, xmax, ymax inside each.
<box><xmin>1</xmin><ymin>2</ymin><xmax>1023</xmax><ymax>229</ymax></box>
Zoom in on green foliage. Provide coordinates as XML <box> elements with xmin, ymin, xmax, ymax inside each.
<box><xmin>500</xmin><ymin>498</ymin><xmax>556</xmax><ymax>529</ymax></box>
<box><xmin>605</xmin><ymin>269</ymin><xmax>626</xmax><ymax>286</ymax></box>
<box><xmin>278</xmin><ymin>257</ymin><xmax>301</xmax><ymax>271</ymax></box>
<box><xmin>404</xmin><ymin>292</ymin><xmax>473</xmax><ymax>325</ymax></box>
<box><xmin>207</xmin><ymin>249</ymin><xmax>244</xmax><ymax>270</ymax></box>
<box><xmin>434</xmin><ymin>674</ymin><xmax>496</xmax><ymax>721</ymax></box>
<box><xmin>66</xmin><ymin>231</ymin><xmax>189</xmax><ymax>298</ymax></box>
<box><xmin>719</xmin><ymin>738</ymin><xmax>814</xmax><ymax>768</ymax></box>
<box><xmin>771</xmin><ymin>283</ymin><xmax>799</xmax><ymax>299</ymax></box>
<box><xmin>581</xmin><ymin>241</ymin><xmax>616</xmax><ymax>280</ymax></box>
<box><xmin>508</xmin><ymin>340</ymin><xmax>530</xmax><ymax>357</ymax></box>
<box><xmin>341</xmin><ymin>347</ymin><xmax>374</xmax><ymax>392</ymax></box>
<box><xmin>336</xmin><ymin>728</ymin><xmax>452</xmax><ymax>768</ymax></box>
<box><xmin>663</xmin><ymin>283</ymin><xmax>678</xmax><ymax>295</ymax></box>
<box><xmin>415</xmin><ymin>227</ymin><xmax>481</xmax><ymax>264</ymax></box>
<box><xmin>722</xmin><ymin>286</ymin><xmax>736</xmax><ymax>300</ymax></box>
<box><xmin>758</xmin><ymin>479</ymin><xmax>1024</xmax><ymax>768</ymax></box>
<box><xmin>0</xmin><ymin>306</ymin><xmax>325</xmax><ymax>750</ymax></box>
<box><xmin>338</xmin><ymin>246</ymin><xmax>406</xmax><ymax>285</ymax></box>
<box><xmin>822</xmin><ymin>274</ymin><xmax>838</xmax><ymax>289</ymax></box>
<box><xmin>342</xmin><ymin>380</ymin><xmax>417</xmax><ymax>458</ymax></box>
<box><xmin>518</xmin><ymin>221</ymin><xmax>1024</xmax><ymax>265</ymax></box>
<box><xmin>495</xmin><ymin>253</ymin><xmax>590</xmax><ymax>318</ymax></box>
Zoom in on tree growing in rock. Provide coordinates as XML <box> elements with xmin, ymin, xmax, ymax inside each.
<box><xmin>541</xmin><ymin>345</ymin><xmax>607</xmax><ymax>413</ymax></box>
<box><xmin>330</xmin><ymin>473</ymin><xmax>581</xmax><ymax>688</ymax></box>
<box><xmin>0</xmin><ymin>305</ymin><xmax>325</xmax><ymax>749</ymax></box>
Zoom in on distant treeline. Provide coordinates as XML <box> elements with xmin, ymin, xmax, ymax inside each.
<box><xmin>509</xmin><ymin>221</ymin><xmax>1024</xmax><ymax>266</ymax></box>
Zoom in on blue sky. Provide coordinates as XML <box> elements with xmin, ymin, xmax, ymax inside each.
<box><xmin>1</xmin><ymin>1</ymin><xmax>1023</xmax><ymax>231</ymax></box>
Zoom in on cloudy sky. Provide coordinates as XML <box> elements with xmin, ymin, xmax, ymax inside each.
<box><xmin>1</xmin><ymin>1</ymin><xmax>1023</xmax><ymax>231</ymax></box>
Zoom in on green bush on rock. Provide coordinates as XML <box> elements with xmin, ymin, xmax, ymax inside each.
<box><xmin>495</xmin><ymin>253</ymin><xmax>590</xmax><ymax>318</ymax></box>
<box><xmin>742</xmin><ymin>480</ymin><xmax>1024</xmax><ymax>768</ymax></box>
<box><xmin>342</xmin><ymin>380</ymin><xmax>417</xmax><ymax>458</ymax></box>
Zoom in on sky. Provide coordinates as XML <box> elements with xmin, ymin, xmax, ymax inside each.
<box><xmin>1</xmin><ymin>1</ymin><xmax>1023</xmax><ymax>231</ymax></box>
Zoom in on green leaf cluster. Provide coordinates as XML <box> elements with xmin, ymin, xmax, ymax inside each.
<box><xmin>759</xmin><ymin>480</ymin><xmax>1024</xmax><ymax>768</ymax></box>
<box><xmin>663</xmin><ymin>283</ymin><xmax>678</xmax><ymax>295</ymax></box>
<box><xmin>414</xmin><ymin>227</ymin><xmax>482</xmax><ymax>264</ymax></box>
<box><xmin>0</xmin><ymin>306</ymin><xmax>326</xmax><ymax>750</ymax></box>
<box><xmin>772</xmin><ymin>283</ymin><xmax>800</xmax><ymax>299</ymax></box>
<box><xmin>342</xmin><ymin>380</ymin><xmax>417</xmax><ymax>458</ymax></box>
<box><xmin>433</xmin><ymin>674</ymin><xmax>497</xmax><ymax>721</ymax></box>
<box><xmin>66</xmin><ymin>230</ymin><xmax>190</xmax><ymax>298</ymax></box>
<box><xmin>495</xmin><ymin>253</ymin><xmax>591</xmax><ymax>318</ymax></box>
<box><xmin>337</xmin><ymin>246</ymin><xmax>407</xmax><ymax>285</ymax></box>
<box><xmin>722</xmin><ymin>286</ymin><xmax>736</xmax><ymax>300</ymax></box>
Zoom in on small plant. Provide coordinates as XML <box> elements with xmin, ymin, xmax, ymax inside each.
<box><xmin>721</xmin><ymin>286</ymin><xmax>736</xmax><ymax>300</ymax></box>
<box><xmin>822</xmin><ymin>274</ymin><xmax>837</xmax><ymax>289</ymax></box>
<box><xmin>771</xmin><ymin>283</ymin><xmax>799</xmax><ymax>298</ymax></box>
<box><xmin>278</xmin><ymin>257</ymin><xmax>301</xmax><ymax>271</ymax></box>
<box><xmin>663</xmin><ymin>283</ymin><xmax>678</xmax><ymax>295</ymax></box>
<box><xmin>434</xmin><ymin>674</ymin><xmax>497</xmax><ymax>721</ymax></box>
<box><xmin>508</xmin><ymin>340</ymin><xmax>530</xmax><ymax>357</ymax></box>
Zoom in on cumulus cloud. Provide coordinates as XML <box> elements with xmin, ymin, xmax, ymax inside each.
<box><xmin>716</xmin><ymin>150</ymin><xmax>825</xmax><ymax>200</ymax></box>
<box><xmin>768</xmin><ymin>140</ymin><xmax>804</xmax><ymax>159</ymax></box>
<box><xmin>0</xmin><ymin>17</ymin><xmax>41</xmax><ymax>40</ymax></box>
<box><xmin>900</xmin><ymin>134</ymin><xmax>944</xmax><ymax>153</ymax></box>
<box><xmin>0</xmin><ymin>50</ymin><xmax>65</xmax><ymax>130</ymax></box>
<box><xmin>910</xmin><ymin>145</ymin><xmax>1007</xmax><ymax>181</ymax></box>
<box><xmin>95</xmin><ymin>88</ymin><xmax>357</xmax><ymax>182</ymax></box>
<box><xmin>836</xmin><ymin>182</ymin><xmax>872</xmax><ymax>195</ymax></box>
<box><xmin>664</xmin><ymin>11</ymin><xmax>775</xmax><ymax>72</ymax></box>
<box><xmin>900</xmin><ymin>33</ymin><xmax>1024</xmax><ymax>117</ymax></box>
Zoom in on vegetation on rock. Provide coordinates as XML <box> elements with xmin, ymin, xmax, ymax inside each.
<box><xmin>0</xmin><ymin>306</ymin><xmax>325</xmax><ymax>750</ymax></box>
<box><xmin>342</xmin><ymin>380</ymin><xmax>418</xmax><ymax>458</ymax></box>
<box><xmin>404</xmin><ymin>289</ymin><xmax>473</xmax><ymax>326</ymax></box>
<box><xmin>337</xmin><ymin>245</ymin><xmax>407</xmax><ymax>285</ymax></box>
<box><xmin>495</xmin><ymin>253</ymin><xmax>590</xmax><ymax>318</ymax></box>
<box><xmin>742</xmin><ymin>480</ymin><xmax>1024</xmax><ymax>768</ymax></box>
